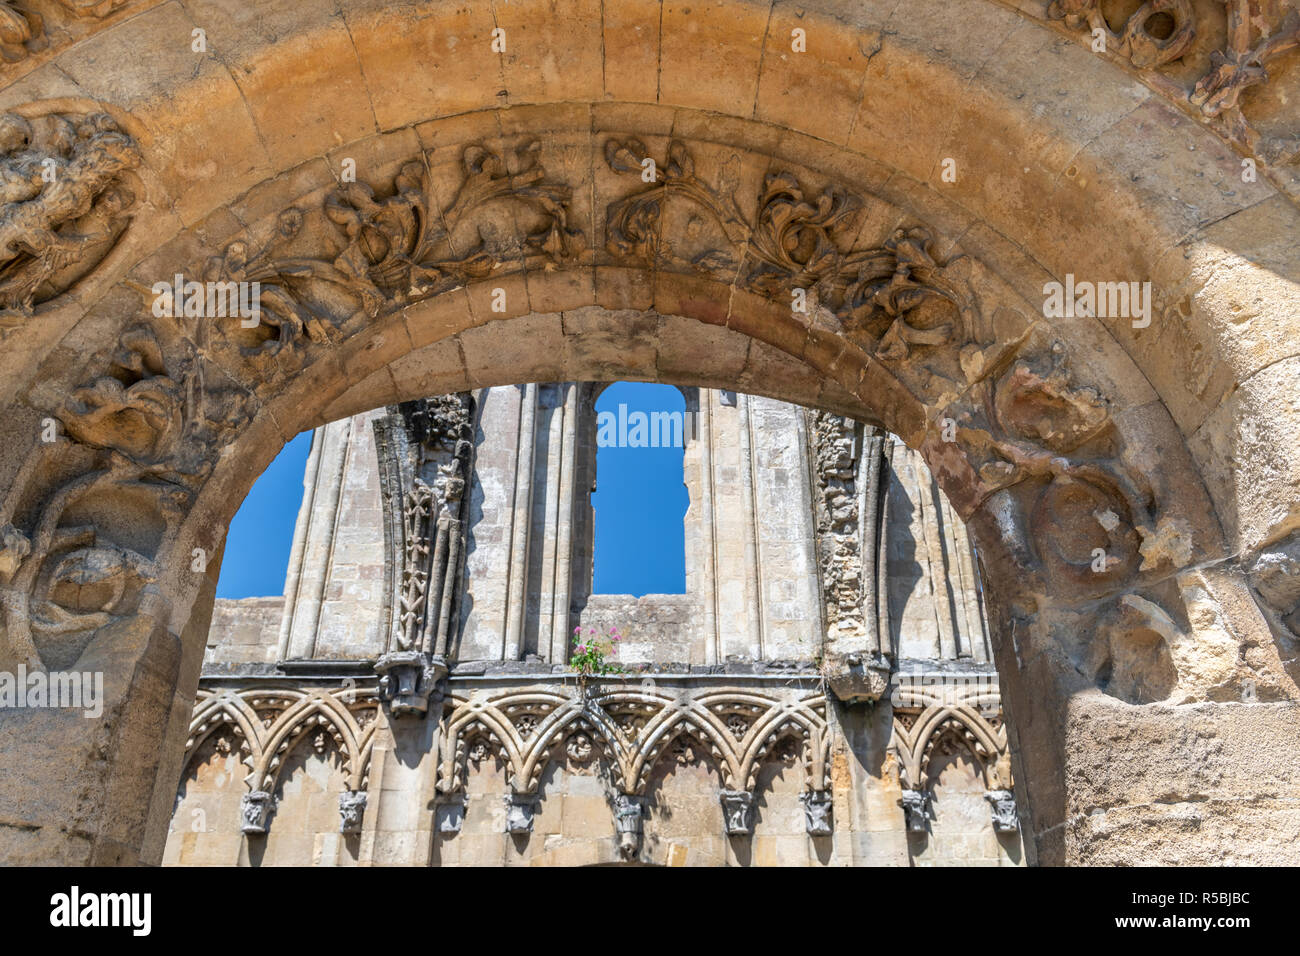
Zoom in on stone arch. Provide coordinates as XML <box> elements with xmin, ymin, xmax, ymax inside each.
<box><xmin>0</xmin><ymin>0</ymin><xmax>1297</xmax><ymax>866</ymax></box>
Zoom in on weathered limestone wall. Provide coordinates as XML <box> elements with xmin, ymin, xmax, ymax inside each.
<box><xmin>164</xmin><ymin>676</ymin><xmax>1023</xmax><ymax>867</ymax></box>
<box><xmin>887</xmin><ymin>438</ymin><xmax>991</xmax><ymax>663</ymax></box>
<box><xmin>166</xmin><ymin>384</ymin><xmax>1022</xmax><ymax>867</ymax></box>
<box><xmin>204</xmin><ymin>597</ymin><xmax>282</xmax><ymax>666</ymax></box>
<box><xmin>279</xmin><ymin>410</ymin><xmax>387</xmax><ymax>661</ymax></box>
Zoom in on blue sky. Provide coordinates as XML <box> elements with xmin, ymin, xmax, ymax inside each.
<box><xmin>216</xmin><ymin>430</ymin><xmax>313</xmax><ymax>599</ymax></box>
<box><xmin>592</xmin><ymin>382</ymin><xmax>688</xmax><ymax>596</ymax></box>
<box><xmin>216</xmin><ymin>383</ymin><xmax>688</xmax><ymax>599</ymax></box>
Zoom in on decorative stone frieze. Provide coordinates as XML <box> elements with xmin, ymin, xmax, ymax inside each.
<box><xmin>0</xmin><ymin>110</ymin><xmax>140</xmax><ymax>313</ymax></box>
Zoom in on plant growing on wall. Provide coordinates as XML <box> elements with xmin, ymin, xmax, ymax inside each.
<box><xmin>570</xmin><ymin>626</ymin><xmax>625</xmax><ymax>685</ymax></box>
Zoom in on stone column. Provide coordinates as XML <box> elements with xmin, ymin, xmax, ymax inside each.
<box><xmin>549</xmin><ymin>383</ymin><xmax>579</xmax><ymax>663</ymax></box>
<box><xmin>697</xmin><ymin>393</ymin><xmax>720</xmax><ymax>664</ymax></box>
<box><xmin>281</xmin><ymin>417</ymin><xmax>353</xmax><ymax>660</ymax></box>
<box><xmin>503</xmin><ymin>384</ymin><xmax>537</xmax><ymax>661</ymax></box>
<box><xmin>276</xmin><ymin>428</ymin><xmax>324</xmax><ymax>660</ymax></box>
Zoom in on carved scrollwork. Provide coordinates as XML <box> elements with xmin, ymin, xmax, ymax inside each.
<box><xmin>928</xmin><ymin>339</ymin><xmax>1192</xmax><ymax>603</ymax></box>
<box><xmin>0</xmin><ymin>4</ymin><xmax>44</xmax><ymax>63</ymax></box>
<box><xmin>0</xmin><ymin>470</ymin><xmax>162</xmax><ymax>670</ymax></box>
<box><xmin>1039</xmin><ymin>0</ymin><xmax>1300</xmax><ymax>168</ymax></box>
<box><xmin>1047</xmin><ymin>0</ymin><xmax>1196</xmax><ymax>68</ymax></box>
<box><xmin>0</xmin><ymin>111</ymin><xmax>139</xmax><ymax>313</ymax></box>
<box><xmin>604</xmin><ymin>139</ymin><xmax>975</xmax><ymax>381</ymax></box>
<box><xmin>201</xmin><ymin>141</ymin><xmax>584</xmax><ymax>369</ymax></box>
<box><xmin>1190</xmin><ymin>3</ymin><xmax>1300</xmax><ymax>118</ymax></box>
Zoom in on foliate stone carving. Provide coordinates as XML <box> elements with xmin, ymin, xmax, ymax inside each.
<box><xmin>801</xmin><ymin>790</ymin><xmax>833</xmax><ymax>836</ymax></box>
<box><xmin>56</xmin><ymin>0</ymin><xmax>132</xmax><ymax>18</ymax></box>
<box><xmin>725</xmin><ymin>715</ymin><xmax>749</xmax><ymax>741</ymax></box>
<box><xmin>338</xmin><ymin>790</ymin><xmax>367</xmax><ymax>834</ymax></box>
<box><xmin>381</xmin><ymin>394</ymin><xmax>475</xmax><ymax>662</ymax></box>
<box><xmin>374</xmin><ymin>394</ymin><xmax>474</xmax><ymax>715</ymax></box>
<box><xmin>240</xmin><ymin>790</ymin><xmax>273</xmax><ymax>834</ymax></box>
<box><xmin>0</xmin><ymin>5</ymin><xmax>43</xmax><ymax>62</ymax></box>
<box><xmin>1190</xmin><ymin>3</ymin><xmax>1300</xmax><ymax>118</ymax></box>
<box><xmin>1038</xmin><ymin>0</ymin><xmax>1300</xmax><ymax>168</ymax></box>
<box><xmin>1047</xmin><ymin>0</ymin><xmax>1196</xmax><ymax>68</ymax></box>
<box><xmin>899</xmin><ymin>789</ymin><xmax>930</xmax><ymax>833</ymax></box>
<box><xmin>604</xmin><ymin>140</ymin><xmax>972</xmax><ymax>370</ymax></box>
<box><xmin>375</xmin><ymin>650</ymin><xmax>448</xmax><ymax>718</ymax></box>
<box><xmin>57</xmin><ymin>324</ymin><xmax>252</xmax><ymax>485</ymax></box>
<box><xmin>30</xmin><ymin>316</ymin><xmax>255</xmax><ymax>668</ymax></box>
<box><xmin>204</xmin><ymin>141</ymin><xmax>583</xmax><ymax>365</ymax></box>
<box><xmin>0</xmin><ymin>1</ymin><xmax>134</xmax><ymax>65</ymax></box>
<box><xmin>985</xmin><ymin>789</ymin><xmax>1019</xmax><ymax>832</ymax></box>
<box><xmin>931</xmin><ymin>340</ymin><xmax>1183</xmax><ymax>608</ymax></box>
<box><xmin>394</xmin><ymin>480</ymin><xmax>435</xmax><ymax>653</ymax></box>
<box><xmin>614</xmin><ymin>793</ymin><xmax>645</xmax><ymax>860</ymax></box>
<box><xmin>0</xmin><ymin>111</ymin><xmax>139</xmax><ymax>312</ymax></box>
<box><xmin>505</xmin><ymin>793</ymin><xmax>537</xmax><ymax>834</ymax></box>
<box><xmin>720</xmin><ymin>789</ymin><xmax>755</xmax><ymax>835</ymax></box>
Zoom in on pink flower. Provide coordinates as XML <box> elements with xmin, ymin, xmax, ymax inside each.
<box><xmin>613</xmin><ymin>635</ymin><xmax>621</xmax><ymax>642</ymax></box>
<box><xmin>574</xmin><ymin>626</ymin><xmax>582</xmax><ymax>634</ymax></box>
<box><xmin>577</xmin><ymin>644</ymin><xmax>587</xmax><ymax>653</ymax></box>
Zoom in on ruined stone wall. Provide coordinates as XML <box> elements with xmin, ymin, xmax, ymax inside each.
<box><xmin>279</xmin><ymin>410</ymin><xmax>387</xmax><ymax>661</ymax></box>
<box><xmin>204</xmin><ymin>597</ymin><xmax>282</xmax><ymax>667</ymax></box>
<box><xmin>166</xmin><ymin>384</ymin><xmax>1020</xmax><ymax>867</ymax></box>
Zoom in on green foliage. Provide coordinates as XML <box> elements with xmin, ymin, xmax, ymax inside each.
<box><xmin>570</xmin><ymin>625</ymin><xmax>625</xmax><ymax>681</ymax></box>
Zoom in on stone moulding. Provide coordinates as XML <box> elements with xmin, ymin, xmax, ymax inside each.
<box><xmin>890</xmin><ymin>681</ymin><xmax>1012</xmax><ymax>796</ymax></box>
<box><xmin>435</xmin><ymin>683</ymin><xmax>832</xmax><ymax>802</ymax></box>
<box><xmin>175</xmin><ymin>686</ymin><xmax>380</xmax><ymax>840</ymax></box>
<box><xmin>375</xmin><ymin>395</ymin><xmax>477</xmax><ymax>664</ymax></box>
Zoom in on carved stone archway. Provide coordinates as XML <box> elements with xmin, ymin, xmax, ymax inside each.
<box><xmin>1</xmin><ymin>0</ymin><xmax>1298</xmax><ymax>866</ymax></box>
